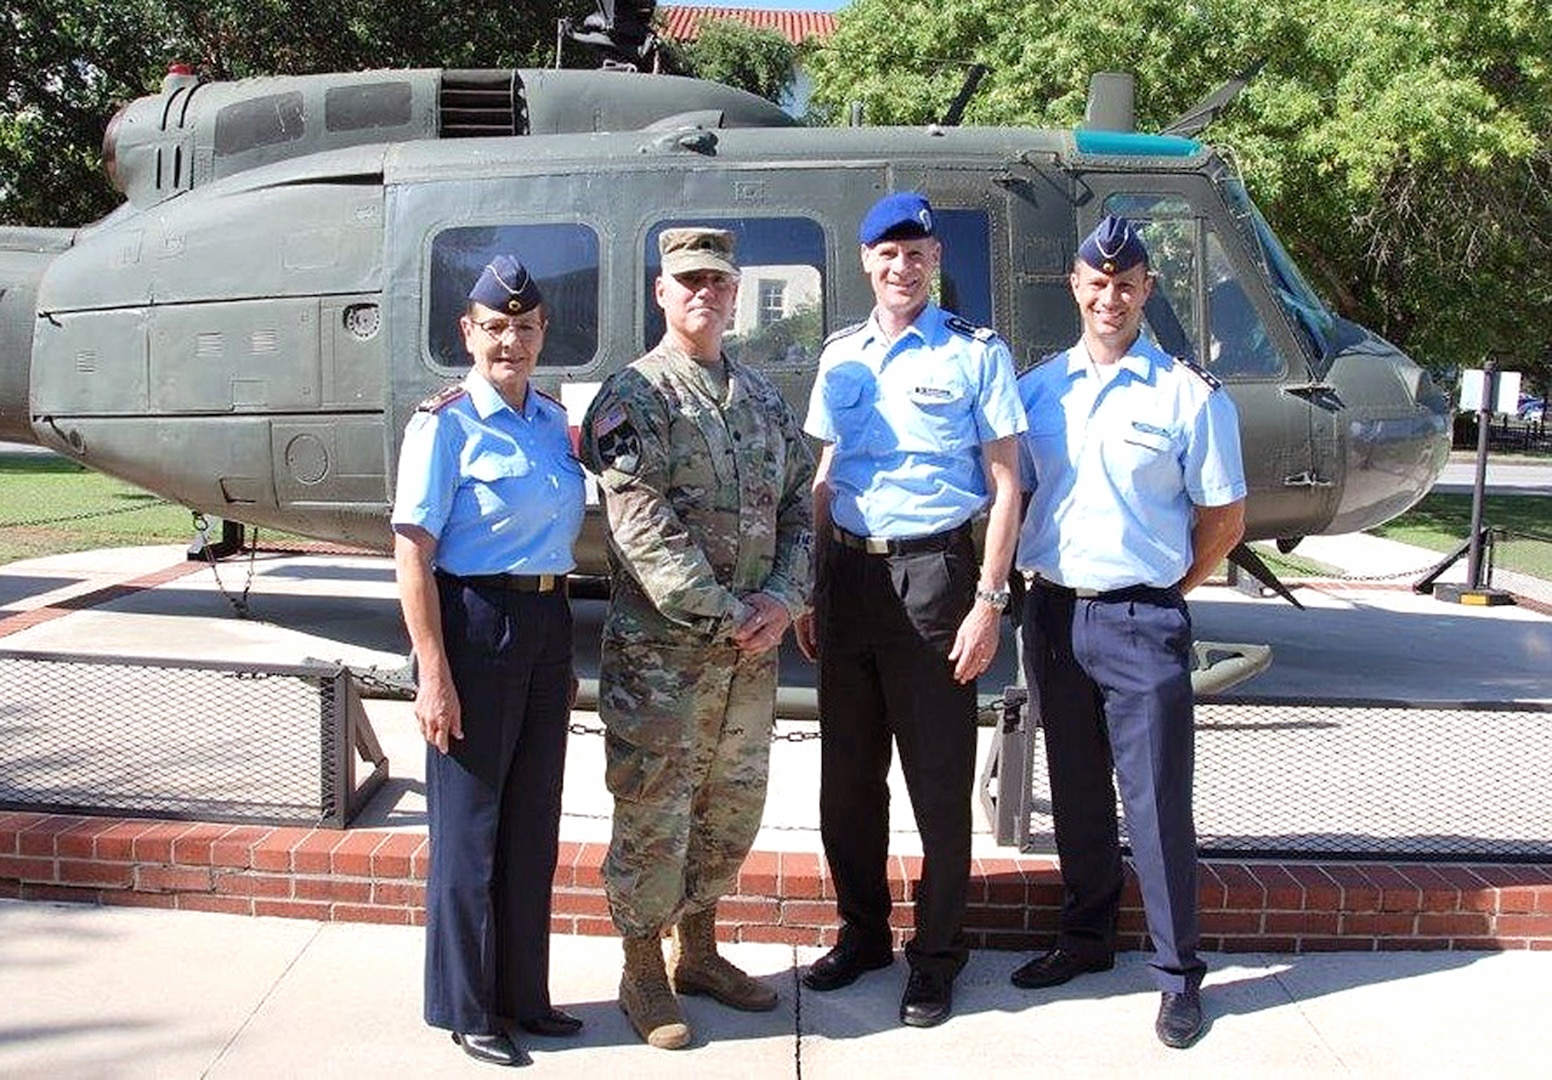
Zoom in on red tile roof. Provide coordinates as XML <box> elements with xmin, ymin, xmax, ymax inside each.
<box><xmin>658</xmin><ymin>6</ymin><xmax>838</xmax><ymax>45</ymax></box>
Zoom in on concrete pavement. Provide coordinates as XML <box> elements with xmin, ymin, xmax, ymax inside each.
<box><xmin>3</xmin><ymin>525</ymin><xmax>1551</xmax><ymax>1076</ymax></box>
<box><xmin>2</xmin><ymin>898</ymin><xmax>1548</xmax><ymax>1078</ymax></box>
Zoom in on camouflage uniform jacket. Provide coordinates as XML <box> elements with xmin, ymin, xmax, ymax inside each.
<box><xmin>580</xmin><ymin>341</ymin><xmax>814</xmax><ymax>643</ymax></box>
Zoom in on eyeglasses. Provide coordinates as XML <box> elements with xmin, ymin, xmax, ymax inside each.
<box><xmin>470</xmin><ymin>317</ymin><xmax>545</xmax><ymax>341</ymax></box>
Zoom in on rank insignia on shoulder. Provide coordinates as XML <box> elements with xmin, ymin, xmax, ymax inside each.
<box><xmin>532</xmin><ymin>386</ymin><xmax>563</xmax><ymax>408</ymax></box>
<box><xmin>415</xmin><ymin>384</ymin><xmax>467</xmax><ymax>413</ymax></box>
<box><xmin>944</xmin><ymin>314</ymin><xmax>998</xmax><ymax>343</ymax></box>
<box><xmin>1177</xmin><ymin>355</ymin><xmax>1222</xmax><ymax>391</ymax></box>
<box><xmin>822</xmin><ymin>322</ymin><xmax>865</xmax><ymax>346</ymax></box>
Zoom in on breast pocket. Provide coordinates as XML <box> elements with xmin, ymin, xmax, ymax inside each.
<box><xmin>464</xmin><ymin>449</ymin><xmax>532</xmax><ymax>516</ymax></box>
<box><xmin>898</xmin><ymin>377</ymin><xmax>974</xmax><ymax>453</ymax></box>
<box><xmin>1106</xmin><ymin>421</ymin><xmax>1182</xmax><ymax>495</ymax></box>
<box><xmin>822</xmin><ymin>366</ymin><xmax>872</xmax><ymax>446</ymax></box>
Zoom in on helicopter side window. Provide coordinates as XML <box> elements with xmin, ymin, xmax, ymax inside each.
<box><xmin>645</xmin><ymin>217</ymin><xmax>824</xmax><ymax>369</ymax></box>
<box><xmin>932</xmin><ymin>209</ymin><xmax>994</xmax><ymax>328</ymax></box>
<box><xmin>426</xmin><ymin>223</ymin><xmax>600</xmax><ymax>370</ymax></box>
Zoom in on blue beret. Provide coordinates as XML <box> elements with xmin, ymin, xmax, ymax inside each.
<box><xmin>1076</xmin><ymin>215</ymin><xmax>1148</xmax><ymax>274</ymax></box>
<box><xmin>859</xmin><ymin>192</ymin><xmax>935</xmax><ymax>246</ymax></box>
<box><xmin>468</xmin><ymin>255</ymin><xmax>543</xmax><ymax>315</ymax></box>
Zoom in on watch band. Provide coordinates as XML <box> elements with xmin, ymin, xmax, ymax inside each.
<box><xmin>975</xmin><ymin>587</ymin><xmax>1010</xmax><ymax>611</ymax></box>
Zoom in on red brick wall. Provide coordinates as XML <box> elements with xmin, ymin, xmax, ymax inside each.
<box><xmin>4</xmin><ymin>811</ymin><xmax>1549</xmax><ymax>951</ymax></box>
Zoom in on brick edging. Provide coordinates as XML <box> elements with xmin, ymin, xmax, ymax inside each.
<box><xmin>2</xmin><ymin>811</ymin><xmax>1549</xmax><ymax>951</ymax></box>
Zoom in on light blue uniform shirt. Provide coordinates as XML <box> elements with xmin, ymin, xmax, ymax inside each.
<box><xmin>391</xmin><ymin>370</ymin><xmax>585</xmax><ymax>576</ymax></box>
<box><xmin>804</xmin><ymin>302</ymin><xmax>1027</xmax><ymax>538</ymax></box>
<box><xmin>1016</xmin><ymin>334</ymin><xmax>1246</xmax><ymax>591</ymax></box>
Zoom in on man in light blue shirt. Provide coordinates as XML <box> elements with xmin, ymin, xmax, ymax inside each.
<box><xmin>795</xmin><ymin>192</ymin><xmax>1026</xmax><ymax>1029</ymax></box>
<box><xmin>1009</xmin><ymin>216</ymin><xmax>1245</xmax><ymax>1050</ymax></box>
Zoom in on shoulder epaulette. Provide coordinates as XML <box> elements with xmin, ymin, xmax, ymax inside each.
<box><xmin>822</xmin><ymin>321</ymin><xmax>866</xmax><ymax>346</ymax></box>
<box><xmin>415</xmin><ymin>384</ymin><xmax>467</xmax><ymax>413</ymax></box>
<box><xmin>532</xmin><ymin>386</ymin><xmax>563</xmax><ymax>408</ymax></box>
<box><xmin>1176</xmin><ymin>354</ymin><xmax>1222</xmax><ymax>391</ymax></box>
<box><xmin>944</xmin><ymin>314</ymin><xmax>999</xmax><ymax>343</ymax></box>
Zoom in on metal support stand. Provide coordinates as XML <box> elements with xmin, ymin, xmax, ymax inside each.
<box><xmin>1428</xmin><ymin>359</ymin><xmax>1515</xmax><ymax>606</ymax></box>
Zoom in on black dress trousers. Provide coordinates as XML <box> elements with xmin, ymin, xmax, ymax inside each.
<box><xmin>423</xmin><ymin>577</ymin><xmax>573</xmax><ymax>1034</ymax></box>
<box><xmin>816</xmin><ymin>528</ymin><xmax>978</xmax><ymax>979</ymax></box>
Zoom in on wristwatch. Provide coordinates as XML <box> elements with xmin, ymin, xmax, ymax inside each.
<box><xmin>975</xmin><ymin>587</ymin><xmax>1011</xmax><ymax>611</ymax></box>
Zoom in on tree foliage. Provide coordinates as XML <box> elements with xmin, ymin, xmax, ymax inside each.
<box><xmin>808</xmin><ymin>0</ymin><xmax>1552</xmax><ymax>378</ymax></box>
<box><xmin>663</xmin><ymin>18</ymin><xmax>799</xmax><ymax>107</ymax></box>
<box><xmin>1</xmin><ymin>0</ymin><xmax>582</xmax><ymax>227</ymax></box>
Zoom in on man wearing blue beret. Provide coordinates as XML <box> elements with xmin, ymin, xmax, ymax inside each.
<box><xmin>795</xmin><ymin>191</ymin><xmax>1026</xmax><ymax>1027</ymax></box>
<box><xmin>1009</xmin><ymin>215</ymin><xmax>1246</xmax><ymax>1048</ymax></box>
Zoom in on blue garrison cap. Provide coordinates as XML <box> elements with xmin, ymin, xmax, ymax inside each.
<box><xmin>1076</xmin><ymin>215</ymin><xmax>1149</xmax><ymax>274</ymax></box>
<box><xmin>468</xmin><ymin>255</ymin><xmax>543</xmax><ymax>315</ymax></box>
<box><xmin>859</xmin><ymin>192</ymin><xmax>935</xmax><ymax>246</ymax></box>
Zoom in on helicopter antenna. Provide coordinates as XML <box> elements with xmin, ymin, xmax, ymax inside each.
<box><xmin>1162</xmin><ymin>58</ymin><xmax>1266</xmax><ymax>138</ymax></box>
<box><xmin>939</xmin><ymin>63</ymin><xmax>988</xmax><ymax>126</ymax></box>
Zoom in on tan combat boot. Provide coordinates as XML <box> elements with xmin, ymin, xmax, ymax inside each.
<box><xmin>619</xmin><ymin>935</ymin><xmax>691</xmax><ymax>1049</ymax></box>
<box><xmin>670</xmin><ymin>906</ymin><xmax>779</xmax><ymax>1011</ymax></box>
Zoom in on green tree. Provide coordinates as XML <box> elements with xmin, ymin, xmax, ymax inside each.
<box><xmin>808</xmin><ymin>0</ymin><xmax>1552</xmax><ymax>375</ymax></box>
<box><xmin>666</xmin><ymin>17</ymin><xmax>799</xmax><ymax>106</ymax></box>
<box><xmin>1</xmin><ymin>0</ymin><xmax>582</xmax><ymax>227</ymax></box>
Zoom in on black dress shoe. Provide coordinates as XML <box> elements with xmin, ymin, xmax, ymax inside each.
<box><xmin>1155</xmin><ymin>989</ymin><xmax>1204</xmax><ymax>1048</ymax></box>
<box><xmin>1009</xmin><ymin>947</ymin><xmax>1114</xmax><ymax>989</ymax></box>
<box><xmin>801</xmin><ymin>941</ymin><xmax>893</xmax><ymax>992</ymax></box>
<box><xmin>899</xmin><ymin>967</ymin><xmax>952</xmax><ymax>1028</ymax></box>
<box><xmin>518</xmin><ymin>1008</ymin><xmax>584</xmax><ymax>1038</ymax></box>
<box><xmin>451</xmin><ymin>1031</ymin><xmax>527</xmax><ymax>1067</ymax></box>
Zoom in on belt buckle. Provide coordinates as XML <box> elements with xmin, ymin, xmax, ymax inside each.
<box><xmin>537</xmin><ymin>574</ymin><xmax>558</xmax><ymax>592</ymax></box>
<box><xmin>1072</xmin><ymin>586</ymin><xmax>1101</xmax><ymax>599</ymax></box>
<box><xmin>863</xmin><ymin>536</ymin><xmax>890</xmax><ymax>555</ymax></box>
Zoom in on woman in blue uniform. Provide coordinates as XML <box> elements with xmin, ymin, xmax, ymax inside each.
<box><xmin>392</xmin><ymin>256</ymin><xmax>586</xmax><ymax>1067</ymax></box>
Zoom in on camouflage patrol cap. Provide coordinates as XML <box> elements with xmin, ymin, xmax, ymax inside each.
<box><xmin>468</xmin><ymin>255</ymin><xmax>544</xmax><ymax>314</ymax></box>
<box><xmin>659</xmin><ymin>227</ymin><xmax>738</xmax><ymax>277</ymax></box>
<box><xmin>1077</xmin><ymin>215</ymin><xmax>1149</xmax><ymax>274</ymax></box>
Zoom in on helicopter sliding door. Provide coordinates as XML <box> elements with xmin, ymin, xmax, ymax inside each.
<box><xmin>1081</xmin><ymin>184</ymin><xmax>1340</xmax><ymax>542</ymax></box>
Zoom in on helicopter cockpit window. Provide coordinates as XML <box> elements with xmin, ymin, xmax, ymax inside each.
<box><xmin>1104</xmin><ymin>194</ymin><xmax>1285</xmax><ymax>378</ymax></box>
<box><xmin>1205</xmin><ymin>231</ymin><xmax>1281</xmax><ymax>376</ymax></box>
<box><xmin>426</xmin><ymin>223</ymin><xmax>600</xmax><ymax>370</ymax></box>
<box><xmin>645</xmin><ymin>217</ymin><xmax>824</xmax><ymax>368</ymax></box>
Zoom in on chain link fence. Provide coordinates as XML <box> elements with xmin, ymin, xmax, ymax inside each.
<box><xmin>0</xmin><ymin>650</ymin><xmax>387</xmax><ymax>827</ymax></box>
<box><xmin>984</xmin><ymin>694</ymin><xmax>1552</xmax><ymax>862</ymax></box>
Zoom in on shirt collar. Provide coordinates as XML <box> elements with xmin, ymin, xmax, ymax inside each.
<box><xmin>462</xmin><ymin>368</ymin><xmax>532</xmax><ymax>420</ymax></box>
<box><xmin>1066</xmin><ymin>333</ymin><xmax>1165</xmax><ymax>384</ymax></box>
<box><xmin>864</xmin><ymin>300</ymin><xmax>940</xmax><ymax>349</ymax></box>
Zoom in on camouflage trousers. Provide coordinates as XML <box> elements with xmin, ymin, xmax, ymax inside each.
<box><xmin>599</xmin><ymin>633</ymin><xmax>777</xmax><ymax>937</ymax></box>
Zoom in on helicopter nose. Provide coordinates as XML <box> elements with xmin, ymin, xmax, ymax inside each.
<box><xmin>1325</xmin><ymin>323</ymin><xmax>1451</xmax><ymax>534</ymax></box>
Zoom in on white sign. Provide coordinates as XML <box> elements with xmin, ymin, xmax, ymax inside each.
<box><xmin>1459</xmin><ymin>368</ymin><xmax>1521</xmax><ymax>414</ymax></box>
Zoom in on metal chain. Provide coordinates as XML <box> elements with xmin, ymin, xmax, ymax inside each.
<box><xmin>194</xmin><ymin>514</ymin><xmax>259</xmax><ymax>618</ymax></box>
<box><xmin>566</xmin><ymin>720</ymin><xmax>823</xmax><ymax>743</ymax></box>
<box><xmin>1252</xmin><ymin>546</ymin><xmax>1449</xmax><ymax>583</ymax></box>
<box><xmin>1</xmin><ymin>498</ymin><xmax>172</xmax><ymax>529</ymax></box>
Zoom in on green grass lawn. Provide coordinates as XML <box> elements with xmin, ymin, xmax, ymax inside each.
<box><xmin>0</xmin><ymin>453</ymin><xmax>200</xmax><ymax>565</ymax></box>
<box><xmin>1370</xmin><ymin>492</ymin><xmax>1552</xmax><ymax>580</ymax></box>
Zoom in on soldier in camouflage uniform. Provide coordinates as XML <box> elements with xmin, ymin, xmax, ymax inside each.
<box><xmin>580</xmin><ymin>226</ymin><xmax>814</xmax><ymax>1049</ymax></box>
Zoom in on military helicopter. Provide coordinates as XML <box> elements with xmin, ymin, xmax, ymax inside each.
<box><xmin>0</xmin><ymin>15</ymin><xmax>1450</xmax><ymax>602</ymax></box>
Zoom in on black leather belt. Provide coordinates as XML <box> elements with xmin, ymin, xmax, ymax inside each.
<box><xmin>444</xmin><ymin>571</ymin><xmax>567</xmax><ymax>594</ymax></box>
<box><xmin>1030</xmin><ymin>573</ymin><xmax>1177</xmax><ymax>603</ymax></box>
<box><xmin>832</xmin><ymin>523</ymin><xmax>968</xmax><ymax>556</ymax></box>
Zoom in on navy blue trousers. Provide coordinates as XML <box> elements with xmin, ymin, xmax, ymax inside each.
<box><xmin>1020</xmin><ymin>583</ymin><xmax>1205</xmax><ymax>993</ymax></box>
<box><xmin>424</xmin><ymin>578</ymin><xmax>572</xmax><ymax>1034</ymax></box>
<box><xmin>816</xmin><ymin>530</ymin><xmax>978</xmax><ymax>979</ymax></box>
